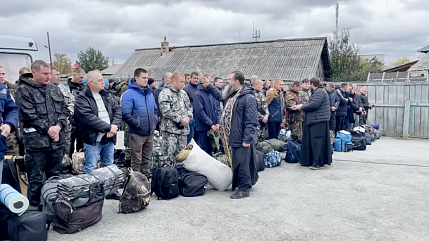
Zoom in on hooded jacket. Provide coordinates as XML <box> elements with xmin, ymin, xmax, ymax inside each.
<box><xmin>74</xmin><ymin>86</ymin><xmax>122</xmax><ymax>145</ymax></box>
<box><xmin>335</xmin><ymin>89</ymin><xmax>350</xmax><ymax>117</ymax></box>
<box><xmin>121</xmin><ymin>78</ymin><xmax>158</xmax><ymax>136</ymax></box>
<box><xmin>193</xmin><ymin>84</ymin><xmax>221</xmax><ymax>132</ymax></box>
<box><xmin>16</xmin><ymin>73</ymin><xmax>69</xmax><ymax>150</ymax></box>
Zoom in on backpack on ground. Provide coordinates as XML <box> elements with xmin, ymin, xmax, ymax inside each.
<box><xmin>285</xmin><ymin>140</ymin><xmax>300</xmax><ymax>163</ymax></box>
<box><xmin>365</xmin><ymin>133</ymin><xmax>372</xmax><ymax>145</ymax></box>
<box><xmin>268</xmin><ymin>139</ymin><xmax>287</xmax><ymax>152</ymax></box>
<box><xmin>264</xmin><ymin>150</ymin><xmax>281</xmax><ymax>168</ymax></box>
<box><xmin>371</xmin><ymin>133</ymin><xmax>376</xmax><ymax>142</ymax></box>
<box><xmin>52</xmin><ymin>184</ymin><xmax>104</xmax><ymax>234</ymax></box>
<box><xmin>257</xmin><ymin>142</ymin><xmax>273</xmax><ymax>154</ymax></box>
<box><xmin>334</xmin><ymin>131</ymin><xmax>353</xmax><ymax>152</ymax></box>
<box><xmin>119</xmin><ymin>169</ymin><xmax>151</xmax><ymax>214</ymax></box>
<box><xmin>376</xmin><ymin>130</ymin><xmax>381</xmax><ymax>139</ymax></box>
<box><xmin>1</xmin><ymin>206</ymin><xmax>48</xmax><ymax>241</ymax></box>
<box><xmin>176</xmin><ymin>166</ymin><xmax>208</xmax><ymax>197</ymax></box>
<box><xmin>71</xmin><ymin>150</ymin><xmax>85</xmax><ymax>174</ymax></box>
<box><xmin>255</xmin><ymin>149</ymin><xmax>266</xmax><ymax>172</ymax></box>
<box><xmin>151</xmin><ymin>166</ymin><xmax>179</xmax><ymax>200</ymax></box>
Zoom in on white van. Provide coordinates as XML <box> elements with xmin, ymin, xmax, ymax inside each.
<box><xmin>0</xmin><ymin>35</ymin><xmax>38</xmax><ymax>83</ymax></box>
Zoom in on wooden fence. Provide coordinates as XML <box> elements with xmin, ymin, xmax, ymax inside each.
<box><xmin>356</xmin><ymin>83</ymin><xmax>429</xmax><ymax>138</ymax></box>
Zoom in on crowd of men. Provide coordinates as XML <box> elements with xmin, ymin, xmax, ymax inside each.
<box><xmin>0</xmin><ymin>61</ymin><xmax>373</xmax><ymax>205</ymax></box>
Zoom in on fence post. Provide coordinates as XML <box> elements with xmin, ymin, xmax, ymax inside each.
<box><xmin>403</xmin><ymin>100</ymin><xmax>411</xmax><ymax>139</ymax></box>
<box><xmin>367</xmin><ymin>72</ymin><xmax>370</xmax><ymax>82</ymax></box>
<box><xmin>381</xmin><ymin>72</ymin><xmax>385</xmax><ymax>82</ymax></box>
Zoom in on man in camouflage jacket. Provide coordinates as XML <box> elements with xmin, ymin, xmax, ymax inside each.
<box><xmin>158</xmin><ymin>72</ymin><xmax>193</xmax><ymax>166</ymax></box>
<box><xmin>15</xmin><ymin>61</ymin><xmax>70</xmax><ymax>208</ymax></box>
<box><xmin>285</xmin><ymin>81</ymin><xmax>303</xmax><ymax>142</ymax></box>
<box><xmin>299</xmin><ymin>79</ymin><xmax>311</xmax><ymax>104</ymax></box>
<box><xmin>51</xmin><ymin>67</ymin><xmax>75</xmax><ymax>156</ymax></box>
<box><xmin>251</xmin><ymin>78</ymin><xmax>269</xmax><ymax>142</ymax></box>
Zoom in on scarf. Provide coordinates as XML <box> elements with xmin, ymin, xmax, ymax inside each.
<box><xmin>219</xmin><ymin>88</ymin><xmax>242</xmax><ymax>167</ymax></box>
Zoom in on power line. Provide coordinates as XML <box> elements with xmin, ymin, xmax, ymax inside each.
<box><xmin>11</xmin><ymin>0</ymin><xmax>31</xmax><ymax>31</ymax></box>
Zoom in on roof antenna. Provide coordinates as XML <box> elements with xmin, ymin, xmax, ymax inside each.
<box><xmin>164</xmin><ymin>36</ymin><xmax>167</xmax><ymax>41</ymax></box>
<box><xmin>252</xmin><ymin>22</ymin><xmax>260</xmax><ymax>42</ymax></box>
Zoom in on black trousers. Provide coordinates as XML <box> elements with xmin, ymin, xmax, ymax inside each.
<box><xmin>335</xmin><ymin>116</ymin><xmax>345</xmax><ymax>134</ymax></box>
<box><xmin>267</xmin><ymin>121</ymin><xmax>281</xmax><ymax>139</ymax></box>
<box><xmin>70</xmin><ymin>126</ymin><xmax>83</xmax><ymax>158</ymax></box>
<box><xmin>25</xmin><ymin>147</ymin><xmax>64</xmax><ymax>206</ymax></box>
<box><xmin>231</xmin><ymin>144</ymin><xmax>259</xmax><ymax>191</ymax></box>
<box><xmin>329</xmin><ymin>112</ymin><xmax>336</xmax><ymax>131</ymax></box>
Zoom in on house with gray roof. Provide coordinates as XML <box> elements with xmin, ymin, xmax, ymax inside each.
<box><xmin>111</xmin><ymin>37</ymin><xmax>330</xmax><ymax>82</ymax></box>
<box><xmin>409</xmin><ymin>45</ymin><xmax>429</xmax><ymax>77</ymax></box>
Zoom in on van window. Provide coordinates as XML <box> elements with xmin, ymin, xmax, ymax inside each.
<box><xmin>0</xmin><ymin>53</ymin><xmax>32</xmax><ymax>83</ymax></box>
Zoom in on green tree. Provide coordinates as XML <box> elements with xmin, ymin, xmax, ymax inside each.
<box><xmin>53</xmin><ymin>53</ymin><xmax>72</xmax><ymax>74</ymax></box>
<box><xmin>391</xmin><ymin>55</ymin><xmax>411</xmax><ymax>65</ymax></box>
<box><xmin>328</xmin><ymin>28</ymin><xmax>383</xmax><ymax>82</ymax></box>
<box><xmin>77</xmin><ymin>47</ymin><xmax>109</xmax><ymax>72</ymax></box>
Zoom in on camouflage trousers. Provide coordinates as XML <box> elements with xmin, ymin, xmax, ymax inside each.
<box><xmin>289</xmin><ymin>121</ymin><xmax>303</xmax><ymax>142</ymax></box>
<box><xmin>63</xmin><ymin>126</ymin><xmax>72</xmax><ymax>156</ymax></box>
<box><xmin>257</xmin><ymin>124</ymin><xmax>268</xmax><ymax>142</ymax></box>
<box><xmin>6</xmin><ymin>132</ymin><xmax>20</xmax><ymax>156</ymax></box>
<box><xmin>161</xmin><ymin>131</ymin><xmax>187</xmax><ymax>167</ymax></box>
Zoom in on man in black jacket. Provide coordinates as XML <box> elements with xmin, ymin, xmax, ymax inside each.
<box><xmin>204</xmin><ymin>71</ymin><xmax>259</xmax><ymax>199</ymax></box>
<box><xmin>325</xmin><ymin>83</ymin><xmax>339</xmax><ymax>131</ymax></box>
<box><xmin>335</xmin><ymin>83</ymin><xmax>350</xmax><ymax>133</ymax></box>
<box><xmin>359</xmin><ymin>87</ymin><xmax>374</xmax><ymax>125</ymax></box>
<box><xmin>15</xmin><ymin>60</ymin><xmax>70</xmax><ymax>208</ymax></box>
<box><xmin>68</xmin><ymin>67</ymin><xmax>86</xmax><ymax>157</ymax></box>
<box><xmin>183</xmin><ymin>72</ymin><xmax>200</xmax><ymax>144</ymax></box>
<box><xmin>75</xmin><ymin>70</ymin><xmax>121</xmax><ymax>174</ymax></box>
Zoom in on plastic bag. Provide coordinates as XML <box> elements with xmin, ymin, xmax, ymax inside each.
<box><xmin>182</xmin><ymin>140</ymin><xmax>232</xmax><ymax>191</ymax></box>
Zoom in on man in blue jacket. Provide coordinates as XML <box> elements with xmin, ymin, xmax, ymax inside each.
<box><xmin>183</xmin><ymin>72</ymin><xmax>200</xmax><ymax>143</ymax></box>
<box><xmin>121</xmin><ymin>68</ymin><xmax>158</xmax><ymax>178</ymax></box>
<box><xmin>0</xmin><ymin>71</ymin><xmax>19</xmax><ymax>183</ymax></box>
<box><xmin>193</xmin><ymin>83</ymin><xmax>221</xmax><ymax>155</ymax></box>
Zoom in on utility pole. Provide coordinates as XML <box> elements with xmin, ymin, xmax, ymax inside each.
<box><xmin>47</xmin><ymin>32</ymin><xmax>53</xmax><ymax>67</ymax></box>
<box><xmin>112</xmin><ymin>48</ymin><xmax>115</xmax><ymax>66</ymax></box>
<box><xmin>335</xmin><ymin>3</ymin><xmax>339</xmax><ymax>33</ymax></box>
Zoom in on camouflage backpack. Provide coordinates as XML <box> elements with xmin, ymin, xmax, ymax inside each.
<box><xmin>115</xmin><ymin>79</ymin><xmax>129</xmax><ymax>97</ymax></box>
<box><xmin>119</xmin><ymin>169</ymin><xmax>151</xmax><ymax>214</ymax></box>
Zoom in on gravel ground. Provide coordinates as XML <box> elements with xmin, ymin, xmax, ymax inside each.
<box><xmin>47</xmin><ymin>137</ymin><xmax>429</xmax><ymax>241</ymax></box>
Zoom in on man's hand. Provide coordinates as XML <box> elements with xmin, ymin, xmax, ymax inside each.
<box><xmin>110</xmin><ymin>125</ymin><xmax>119</xmax><ymax>134</ymax></box>
<box><xmin>349</xmin><ymin>97</ymin><xmax>353</xmax><ymax>102</ymax></box>
<box><xmin>67</xmin><ymin>119</ymin><xmax>70</xmax><ymax>126</ymax></box>
<box><xmin>331</xmin><ymin>107</ymin><xmax>337</xmax><ymax>112</ymax></box>
<box><xmin>211</xmin><ymin>125</ymin><xmax>217</xmax><ymax>131</ymax></box>
<box><xmin>0</xmin><ymin>124</ymin><xmax>11</xmax><ymax>137</ymax></box>
<box><xmin>48</xmin><ymin>125</ymin><xmax>61</xmax><ymax>140</ymax></box>
<box><xmin>181</xmin><ymin>117</ymin><xmax>190</xmax><ymax>126</ymax></box>
<box><xmin>291</xmin><ymin>104</ymin><xmax>303</xmax><ymax>111</ymax></box>
<box><xmin>106</xmin><ymin>132</ymin><xmax>115</xmax><ymax>138</ymax></box>
<box><xmin>262</xmin><ymin>116</ymin><xmax>268</xmax><ymax>123</ymax></box>
<box><xmin>242</xmin><ymin>142</ymin><xmax>250</xmax><ymax>148</ymax></box>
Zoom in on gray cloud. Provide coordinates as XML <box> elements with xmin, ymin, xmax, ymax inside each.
<box><xmin>0</xmin><ymin>0</ymin><xmax>428</xmax><ymax>66</ymax></box>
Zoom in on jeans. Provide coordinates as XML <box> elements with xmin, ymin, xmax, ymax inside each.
<box><xmin>187</xmin><ymin>119</ymin><xmax>196</xmax><ymax>144</ymax></box>
<box><xmin>83</xmin><ymin>141</ymin><xmax>114</xmax><ymax>174</ymax></box>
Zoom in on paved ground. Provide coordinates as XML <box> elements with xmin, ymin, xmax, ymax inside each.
<box><xmin>48</xmin><ymin>137</ymin><xmax>429</xmax><ymax>241</ymax></box>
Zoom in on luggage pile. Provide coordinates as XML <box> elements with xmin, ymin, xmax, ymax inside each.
<box><xmin>58</xmin><ymin>165</ymin><xmax>124</xmax><ymax>201</ymax></box>
<box><xmin>334</xmin><ymin>124</ymin><xmax>382</xmax><ymax>152</ymax></box>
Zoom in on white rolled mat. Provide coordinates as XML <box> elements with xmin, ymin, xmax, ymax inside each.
<box><xmin>0</xmin><ymin>184</ymin><xmax>29</xmax><ymax>214</ymax></box>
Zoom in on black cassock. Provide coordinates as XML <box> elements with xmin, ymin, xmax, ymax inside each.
<box><xmin>231</xmin><ymin>144</ymin><xmax>259</xmax><ymax>191</ymax></box>
<box><xmin>300</xmin><ymin>114</ymin><xmax>332</xmax><ymax>167</ymax></box>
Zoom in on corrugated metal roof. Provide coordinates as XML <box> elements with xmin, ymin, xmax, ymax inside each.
<box><xmin>101</xmin><ymin>66</ymin><xmax>122</xmax><ymax>75</ymax></box>
<box><xmin>409</xmin><ymin>53</ymin><xmax>429</xmax><ymax>72</ymax></box>
<box><xmin>111</xmin><ymin>37</ymin><xmax>330</xmax><ymax>81</ymax></box>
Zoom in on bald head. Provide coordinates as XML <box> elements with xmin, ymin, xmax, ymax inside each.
<box><xmin>250</xmin><ymin>75</ymin><xmax>258</xmax><ymax>85</ymax></box>
<box><xmin>87</xmin><ymin>70</ymin><xmax>105</xmax><ymax>92</ymax></box>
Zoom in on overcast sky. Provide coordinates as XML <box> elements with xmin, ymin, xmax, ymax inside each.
<box><xmin>1</xmin><ymin>0</ymin><xmax>428</xmax><ymax>65</ymax></box>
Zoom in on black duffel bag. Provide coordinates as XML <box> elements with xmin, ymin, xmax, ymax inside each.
<box><xmin>351</xmin><ymin>136</ymin><xmax>367</xmax><ymax>151</ymax></box>
<box><xmin>176</xmin><ymin>166</ymin><xmax>208</xmax><ymax>197</ymax></box>
<box><xmin>52</xmin><ymin>184</ymin><xmax>104</xmax><ymax>234</ymax></box>
<box><xmin>0</xmin><ymin>204</ymin><xmax>48</xmax><ymax>241</ymax></box>
<box><xmin>255</xmin><ymin>149</ymin><xmax>266</xmax><ymax>172</ymax></box>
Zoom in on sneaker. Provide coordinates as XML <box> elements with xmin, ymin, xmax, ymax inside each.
<box><xmin>105</xmin><ymin>190</ymin><xmax>122</xmax><ymax>200</ymax></box>
<box><xmin>309</xmin><ymin>166</ymin><xmax>324</xmax><ymax>170</ymax></box>
<box><xmin>230</xmin><ymin>189</ymin><xmax>250</xmax><ymax>199</ymax></box>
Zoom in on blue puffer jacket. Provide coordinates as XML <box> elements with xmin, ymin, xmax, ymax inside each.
<box><xmin>121</xmin><ymin>79</ymin><xmax>158</xmax><ymax>136</ymax></box>
<box><xmin>193</xmin><ymin>84</ymin><xmax>221</xmax><ymax>132</ymax></box>
<box><xmin>0</xmin><ymin>83</ymin><xmax>18</xmax><ymax>156</ymax></box>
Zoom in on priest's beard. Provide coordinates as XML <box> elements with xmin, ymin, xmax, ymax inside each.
<box><xmin>222</xmin><ymin>84</ymin><xmax>238</xmax><ymax>100</ymax></box>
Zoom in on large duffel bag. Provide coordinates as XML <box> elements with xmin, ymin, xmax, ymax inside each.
<box><xmin>52</xmin><ymin>185</ymin><xmax>104</xmax><ymax>234</ymax></box>
<box><xmin>285</xmin><ymin>140</ymin><xmax>300</xmax><ymax>163</ymax></box>
<box><xmin>151</xmin><ymin>166</ymin><xmax>180</xmax><ymax>200</ymax></box>
<box><xmin>255</xmin><ymin>149</ymin><xmax>266</xmax><ymax>172</ymax></box>
<box><xmin>176</xmin><ymin>166</ymin><xmax>208</xmax><ymax>197</ymax></box>
<box><xmin>265</xmin><ymin>150</ymin><xmax>281</xmax><ymax>168</ymax></box>
<box><xmin>352</xmin><ymin>136</ymin><xmax>367</xmax><ymax>151</ymax></box>
<box><xmin>365</xmin><ymin>133</ymin><xmax>372</xmax><ymax>145</ymax></box>
<box><xmin>0</xmin><ymin>205</ymin><xmax>48</xmax><ymax>241</ymax></box>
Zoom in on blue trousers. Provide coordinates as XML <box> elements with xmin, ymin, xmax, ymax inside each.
<box><xmin>83</xmin><ymin>141</ymin><xmax>114</xmax><ymax>174</ymax></box>
<box><xmin>187</xmin><ymin>119</ymin><xmax>196</xmax><ymax>144</ymax></box>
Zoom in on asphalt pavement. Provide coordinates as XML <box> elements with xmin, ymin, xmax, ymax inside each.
<box><xmin>47</xmin><ymin>137</ymin><xmax>429</xmax><ymax>241</ymax></box>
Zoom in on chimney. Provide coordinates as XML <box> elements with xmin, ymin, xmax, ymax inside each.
<box><xmin>161</xmin><ymin>36</ymin><xmax>169</xmax><ymax>55</ymax></box>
